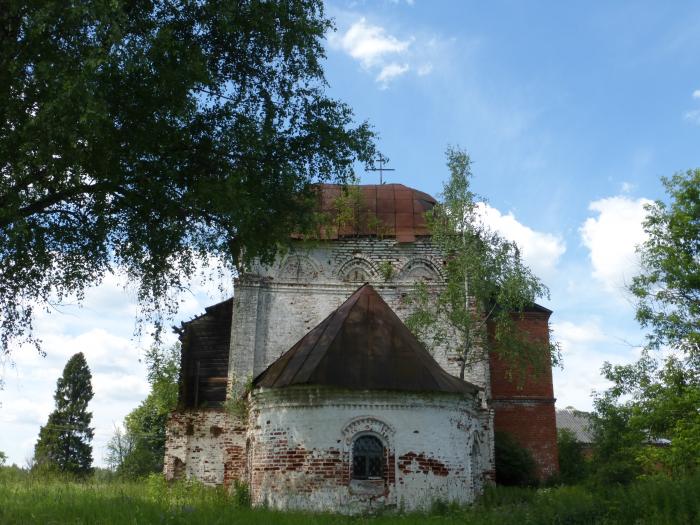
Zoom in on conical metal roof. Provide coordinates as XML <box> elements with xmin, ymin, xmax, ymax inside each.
<box><xmin>253</xmin><ymin>284</ymin><xmax>479</xmax><ymax>395</ymax></box>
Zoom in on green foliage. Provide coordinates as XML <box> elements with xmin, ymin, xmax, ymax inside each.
<box><xmin>142</xmin><ymin>473</ymin><xmax>233</xmax><ymax>508</ymax></box>
<box><xmin>3</xmin><ymin>471</ymin><xmax>700</xmax><ymax>524</ymax></box>
<box><xmin>428</xmin><ymin>498</ymin><xmax>460</xmax><ymax>516</ymax></box>
<box><xmin>34</xmin><ymin>352</ymin><xmax>94</xmax><ymax>475</ymax></box>
<box><xmin>325</xmin><ymin>180</ymin><xmax>389</xmax><ymax>239</ymax></box>
<box><xmin>405</xmin><ymin>146</ymin><xmax>559</xmax><ymax>380</ymax></box>
<box><xmin>591</xmin><ymin>351</ymin><xmax>700</xmax><ymax>483</ymax></box>
<box><xmin>631</xmin><ymin>169</ymin><xmax>700</xmax><ymax>355</ymax></box>
<box><xmin>232</xmin><ymin>480</ymin><xmax>252</xmax><ymax>509</ymax></box>
<box><xmin>332</xmin><ymin>183</ymin><xmax>365</xmax><ymax>235</ymax></box>
<box><xmin>378</xmin><ymin>261</ymin><xmax>395</xmax><ymax>282</ymax></box>
<box><xmin>223</xmin><ymin>375</ymin><xmax>254</xmax><ymax>422</ymax></box>
<box><xmin>0</xmin><ymin>450</ymin><xmax>6</xmax><ymax>466</ymax></box>
<box><xmin>494</xmin><ymin>431</ymin><xmax>537</xmax><ymax>487</ymax></box>
<box><xmin>590</xmin><ymin>169</ymin><xmax>700</xmax><ymax>486</ymax></box>
<box><xmin>557</xmin><ymin>429</ymin><xmax>589</xmax><ymax>484</ymax></box>
<box><xmin>590</xmin><ymin>396</ymin><xmax>644</xmax><ymax>485</ymax></box>
<box><xmin>0</xmin><ymin>0</ymin><xmax>375</xmax><ymax>355</ymax></box>
<box><xmin>106</xmin><ymin>344</ymin><xmax>180</xmax><ymax>478</ymax></box>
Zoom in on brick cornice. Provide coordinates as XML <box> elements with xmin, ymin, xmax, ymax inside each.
<box><xmin>490</xmin><ymin>397</ymin><xmax>556</xmax><ymax>405</ymax></box>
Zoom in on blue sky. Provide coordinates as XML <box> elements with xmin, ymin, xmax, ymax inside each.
<box><xmin>322</xmin><ymin>0</ymin><xmax>700</xmax><ymax>407</ymax></box>
<box><xmin>2</xmin><ymin>1</ymin><xmax>700</xmax><ymax>467</ymax></box>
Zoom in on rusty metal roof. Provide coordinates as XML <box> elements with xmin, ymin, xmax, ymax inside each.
<box><xmin>253</xmin><ymin>284</ymin><xmax>479</xmax><ymax>395</ymax></box>
<box><xmin>303</xmin><ymin>183</ymin><xmax>437</xmax><ymax>243</ymax></box>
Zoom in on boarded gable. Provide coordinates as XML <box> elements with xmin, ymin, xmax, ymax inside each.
<box><xmin>176</xmin><ymin>298</ymin><xmax>233</xmax><ymax>408</ymax></box>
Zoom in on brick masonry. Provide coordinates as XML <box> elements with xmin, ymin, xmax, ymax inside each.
<box><xmin>248</xmin><ymin>387</ymin><xmax>487</xmax><ymax>513</ymax></box>
<box><xmin>164</xmin><ymin>235</ymin><xmax>559</xmax><ymax>510</ymax></box>
<box><xmin>231</xmin><ymin>239</ymin><xmax>490</xmax><ymax>392</ymax></box>
<box><xmin>489</xmin><ymin>311</ymin><xmax>559</xmax><ymax>478</ymax></box>
<box><xmin>164</xmin><ymin>409</ymin><xmax>247</xmax><ymax>487</ymax></box>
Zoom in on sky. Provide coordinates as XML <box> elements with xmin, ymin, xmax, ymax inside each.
<box><xmin>2</xmin><ymin>0</ymin><xmax>700</xmax><ymax>468</ymax></box>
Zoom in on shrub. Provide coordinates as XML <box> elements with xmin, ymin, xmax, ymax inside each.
<box><xmin>494</xmin><ymin>431</ymin><xmax>537</xmax><ymax>486</ymax></box>
<box><xmin>557</xmin><ymin>428</ymin><xmax>588</xmax><ymax>484</ymax></box>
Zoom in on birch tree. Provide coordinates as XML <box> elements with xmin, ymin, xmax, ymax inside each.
<box><xmin>406</xmin><ymin>147</ymin><xmax>559</xmax><ymax>381</ymax></box>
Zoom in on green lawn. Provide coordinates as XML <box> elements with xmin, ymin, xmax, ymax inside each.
<box><xmin>1</xmin><ymin>468</ymin><xmax>699</xmax><ymax>524</ymax></box>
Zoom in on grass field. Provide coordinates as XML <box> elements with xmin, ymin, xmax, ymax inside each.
<box><xmin>1</xmin><ymin>467</ymin><xmax>699</xmax><ymax>524</ymax></box>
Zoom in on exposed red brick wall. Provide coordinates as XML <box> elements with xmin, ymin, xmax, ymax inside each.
<box><xmin>492</xmin><ymin>401</ymin><xmax>558</xmax><ymax>479</ymax></box>
<box><xmin>250</xmin><ymin>428</ymin><xmax>351</xmax><ymax>498</ymax></box>
<box><xmin>398</xmin><ymin>452</ymin><xmax>449</xmax><ymax>477</ymax></box>
<box><xmin>164</xmin><ymin>409</ymin><xmax>247</xmax><ymax>487</ymax></box>
<box><xmin>489</xmin><ymin>312</ymin><xmax>554</xmax><ymax>398</ymax></box>
<box><xmin>489</xmin><ymin>311</ymin><xmax>559</xmax><ymax>479</ymax></box>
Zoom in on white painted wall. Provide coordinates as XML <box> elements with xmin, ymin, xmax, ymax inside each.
<box><xmin>248</xmin><ymin>387</ymin><xmax>489</xmax><ymax>514</ymax></box>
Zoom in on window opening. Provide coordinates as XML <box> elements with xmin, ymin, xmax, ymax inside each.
<box><xmin>345</xmin><ymin>267</ymin><xmax>369</xmax><ymax>282</ymax></box>
<box><xmin>353</xmin><ymin>435</ymin><xmax>384</xmax><ymax>479</ymax></box>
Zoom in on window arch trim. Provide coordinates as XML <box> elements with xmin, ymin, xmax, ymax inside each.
<box><xmin>341</xmin><ymin>416</ymin><xmax>395</xmax><ymax>447</ymax></box>
<box><xmin>336</xmin><ymin>257</ymin><xmax>379</xmax><ymax>283</ymax></box>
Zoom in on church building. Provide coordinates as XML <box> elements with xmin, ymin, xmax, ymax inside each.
<box><xmin>163</xmin><ymin>184</ymin><xmax>558</xmax><ymax>513</ymax></box>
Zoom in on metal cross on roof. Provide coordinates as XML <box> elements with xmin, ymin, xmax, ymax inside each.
<box><xmin>365</xmin><ymin>153</ymin><xmax>395</xmax><ymax>184</ymax></box>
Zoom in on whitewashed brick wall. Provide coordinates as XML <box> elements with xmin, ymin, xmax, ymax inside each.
<box><xmin>248</xmin><ymin>387</ymin><xmax>488</xmax><ymax>513</ymax></box>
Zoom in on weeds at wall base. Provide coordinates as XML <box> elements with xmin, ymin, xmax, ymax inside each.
<box><xmin>1</xmin><ymin>467</ymin><xmax>699</xmax><ymax>524</ymax></box>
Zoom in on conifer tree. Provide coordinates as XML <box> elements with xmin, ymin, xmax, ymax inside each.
<box><xmin>34</xmin><ymin>352</ymin><xmax>94</xmax><ymax>474</ymax></box>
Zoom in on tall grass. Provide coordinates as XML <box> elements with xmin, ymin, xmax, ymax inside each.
<box><xmin>1</xmin><ymin>466</ymin><xmax>698</xmax><ymax>524</ymax></box>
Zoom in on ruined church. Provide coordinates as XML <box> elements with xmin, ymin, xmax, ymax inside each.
<box><xmin>164</xmin><ymin>184</ymin><xmax>558</xmax><ymax>513</ymax></box>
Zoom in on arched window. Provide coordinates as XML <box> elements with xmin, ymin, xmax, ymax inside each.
<box><xmin>352</xmin><ymin>435</ymin><xmax>384</xmax><ymax>480</ymax></box>
<box><xmin>338</xmin><ymin>257</ymin><xmax>377</xmax><ymax>283</ymax></box>
<box><xmin>345</xmin><ymin>267</ymin><xmax>370</xmax><ymax>282</ymax></box>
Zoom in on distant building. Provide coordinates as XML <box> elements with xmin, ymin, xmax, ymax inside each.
<box><xmin>556</xmin><ymin>406</ymin><xmax>671</xmax><ymax>458</ymax></box>
<box><xmin>556</xmin><ymin>407</ymin><xmax>595</xmax><ymax>455</ymax></box>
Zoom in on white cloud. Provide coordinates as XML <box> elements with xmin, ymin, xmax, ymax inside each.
<box><xmin>335</xmin><ymin>18</ymin><xmax>411</xmax><ymax>69</ymax></box>
<box><xmin>684</xmin><ymin>109</ymin><xmax>700</xmax><ymax>124</ymax></box>
<box><xmin>580</xmin><ymin>196</ymin><xmax>652</xmax><ymax>293</ymax></box>
<box><xmin>551</xmin><ymin>317</ymin><xmax>640</xmax><ymax>411</ymax></box>
<box><xmin>0</xmin><ymin>398</ymin><xmax>53</xmax><ymax>427</ymax></box>
<box><xmin>684</xmin><ymin>90</ymin><xmax>700</xmax><ymax>123</ymax></box>
<box><xmin>0</xmin><ymin>264</ymin><xmax>231</xmax><ymax>468</ymax></box>
<box><xmin>376</xmin><ymin>63</ymin><xmax>409</xmax><ymax>85</ymax></box>
<box><xmin>553</xmin><ymin>320</ymin><xmax>607</xmax><ymax>347</ymax></box>
<box><xmin>329</xmin><ymin>16</ymin><xmax>442</xmax><ymax>87</ymax></box>
<box><xmin>552</xmin><ymin>334</ymin><xmax>615</xmax><ymax>411</ymax></box>
<box><xmin>476</xmin><ymin>203</ymin><xmax>566</xmax><ymax>279</ymax></box>
<box><xmin>93</xmin><ymin>372</ymin><xmax>149</xmax><ymax>401</ymax></box>
<box><xmin>620</xmin><ymin>181</ymin><xmax>635</xmax><ymax>193</ymax></box>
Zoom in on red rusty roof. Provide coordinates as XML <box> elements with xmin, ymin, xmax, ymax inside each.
<box><xmin>253</xmin><ymin>284</ymin><xmax>480</xmax><ymax>395</ymax></box>
<box><xmin>302</xmin><ymin>183</ymin><xmax>437</xmax><ymax>243</ymax></box>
